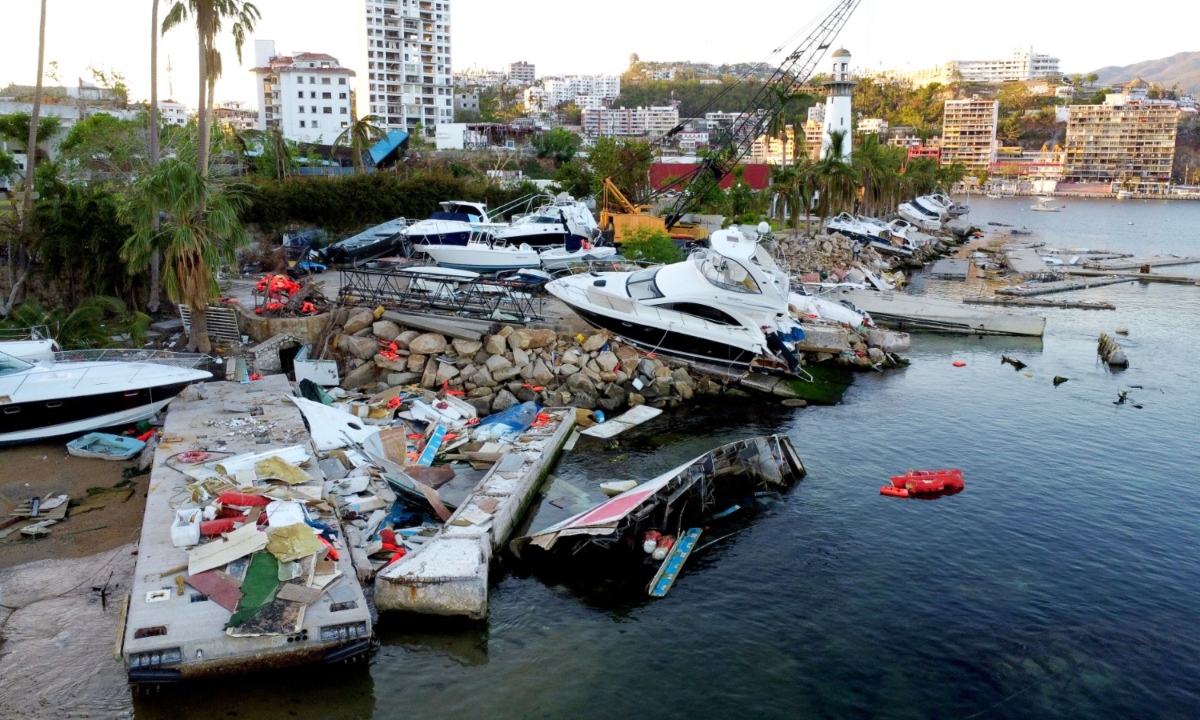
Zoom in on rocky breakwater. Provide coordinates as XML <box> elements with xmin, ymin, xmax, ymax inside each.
<box><xmin>325</xmin><ymin>308</ymin><xmax>723</xmax><ymax>418</ymax></box>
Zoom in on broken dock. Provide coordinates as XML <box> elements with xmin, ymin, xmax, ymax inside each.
<box><xmin>373</xmin><ymin>408</ymin><xmax>575</xmax><ymax>619</ymax></box>
<box><xmin>121</xmin><ymin>377</ymin><xmax>373</xmax><ymax>683</ymax></box>
<box><xmin>1082</xmin><ymin>255</ymin><xmax>1200</xmax><ymax>271</ymax></box>
<box><xmin>995</xmin><ymin>276</ymin><xmax>1133</xmax><ymax>297</ymax></box>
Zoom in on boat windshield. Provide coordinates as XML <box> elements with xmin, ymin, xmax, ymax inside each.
<box><xmin>626</xmin><ymin>268</ymin><xmax>664</xmax><ymax>300</ymax></box>
<box><xmin>697</xmin><ymin>252</ymin><xmax>760</xmax><ymax>294</ymax></box>
<box><xmin>0</xmin><ymin>351</ymin><xmax>33</xmax><ymax>376</ymax></box>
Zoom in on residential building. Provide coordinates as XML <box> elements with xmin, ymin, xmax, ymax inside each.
<box><xmin>0</xmin><ymin>98</ymin><xmax>141</xmax><ymax>161</ymax></box>
<box><xmin>533</xmin><ymin>75</ymin><xmax>621</xmax><ymax>109</ymax></box>
<box><xmin>821</xmin><ymin>48</ymin><xmax>856</xmax><ymax>161</ymax></box>
<box><xmin>703</xmin><ymin>110</ymin><xmax>767</xmax><ymax>142</ymax></box>
<box><xmin>1063</xmin><ymin>97</ymin><xmax>1178</xmax><ymax>182</ymax></box>
<box><xmin>454</xmin><ymin>91</ymin><xmax>479</xmax><ymax>116</ymax></box>
<box><xmin>878</xmin><ymin>46</ymin><xmax>1060</xmax><ymax>87</ymax></box>
<box><xmin>215</xmin><ymin>100</ymin><xmax>256</xmax><ymax>131</ymax></box>
<box><xmin>253</xmin><ymin>42</ymin><xmax>355</xmax><ymax>144</ymax></box>
<box><xmin>676</xmin><ymin>130</ymin><xmax>709</xmax><ymax>154</ymax></box>
<box><xmin>857</xmin><ymin>117</ymin><xmax>888</xmax><ymax>136</ymax></box>
<box><xmin>360</xmin><ymin>0</ymin><xmax>452</xmax><ymax>139</ymax></box>
<box><xmin>751</xmin><ymin>125</ymin><xmax>798</xmax><ymax>165</ymax></box>
<box><xmin>941</xmin><ymin>97</ymin><xmax>998</xmax><ymax>170</ymax></box>
<box><xmin>507</xmin><ymin>61</ymin><xmax>535</xmax><ymax>87</ymax></box>
<box><xmin>453</xmin><ymin>68</ymin><xmax>507</xmax><ymax>89</ymax></box>
<box><xmin>644</xmin><ymin>106</ymin><xmax>681</xmax><ymax>138</ymax></box>
<box><xmin>581</xmin><ymin>105</ymin><xmax>679</xmax><ymax>138</ymax></box>
<box><xmin>803</xmin><ymin>120</ymin><xmax>823</xmax><ymax>160</ymax></box>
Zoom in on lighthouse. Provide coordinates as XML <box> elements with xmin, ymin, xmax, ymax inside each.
<box><xmin>821</xmin><ymin>48</ymin><xmax>856</xmax><ymax>161</ymax></box>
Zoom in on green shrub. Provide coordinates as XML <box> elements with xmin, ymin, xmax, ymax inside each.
<box><xmin>619</xmin><ymin>226</ymin><xmax>685</xmax><ymax>265</ymax></box>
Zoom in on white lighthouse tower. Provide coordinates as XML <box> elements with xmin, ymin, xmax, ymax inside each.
<box><xmin>820</xmin><ymin>48</ymin><xmax>856</xmax><ymax>161</ymax></box>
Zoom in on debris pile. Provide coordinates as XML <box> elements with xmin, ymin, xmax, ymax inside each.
<box><xmin>325</xmin><ymin>307</ymin><xmax>724</xmax><ymax>416</ymax></box>
<box><xmin>253</xmin><ymin>274</ymin><xmax>328</xmax><ymax>317</ymax></box>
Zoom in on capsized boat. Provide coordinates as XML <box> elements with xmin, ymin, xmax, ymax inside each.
<box><xmin>0</xmin><ymin>350</ymin><xmax>210</xmax><ymax>445</ymax></box>
<box><xmin>321</xmin><ymin>217</ymin><xmax>408</xmax><ymax>265</ymax></box>
<box><xmin>66</xmin><ymin>432</ymin><xmax>147</xmax><ymax>460</ymax></box>
<box><xmin>401</xmin><ymin>201</ymin><xmax>508</xmax><ymax>248</ymax></box>
<box><xmin>514</xmin><ymin>435</ymin><xmax>805</xmax><ymax>560</ymax></box>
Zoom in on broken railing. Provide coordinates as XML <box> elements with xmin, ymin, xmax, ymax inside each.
<box><xmin>338</xmin><ymin>266</ymin><xmax>546</xmax><ymax>322</ymax></box>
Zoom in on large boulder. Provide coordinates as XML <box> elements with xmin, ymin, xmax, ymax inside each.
<box><xmin>342</xmin><ymin>308</ymin><xmax>375</xmax><ymax>335</ymax></box>
<box><xmin>582</xmin><ymin>333</ymin><xmax>607</xmax><ymax>352</ymax></box>
<box><xmin>341</xmin><ymin>334</ymin><xmax>379</xmax><ymax>361</ymax></box>
<box><xmin>340</xmin><ymin>360</ymin><xmax>377</xmax><ymax>389</ymax></box>
<box><xmin>492</xmin><ymin>365</ymin><xmax>522</xmax><ymax>382</ymax></box>
<box><xmin>435</xmin><ymin>362</ymin><xmax>460</xmax><ymax>384</ymax></box>
<box><xmin>372</xmin><ymin>320</ymin><xmax>402</xmax><ymax>342</ymax></box>
<box><xmin>468</xmin><ymin>386</ymin><xmax>494</xmax><ymax>399</ymax></box>
<box><xmin>571</xmin><ymin>390</ymin><xmax>598</xmax><ymax>410</ymax></box>
<box><xmin>485</xmin><ymin>334</ymin><xmax>508</xmax><ymax>355</ymax></box>
<box><xmin>492</xmin><ymin>389</ymin><xmax>518</xmax><ymax>413</ymax></box>
<box><xmin>567</xmin><ymin>373</ymin><xmax>595</xmax><ymax>394</ymax></box>
<box><xmin>395</xmin><ymin>330</ymin><xmax>420</xmax><ymax>349</ymax></box>
<box><xmin>531</xmin><ymin>359</ymin><xmax>554</xmax><ymax>385</ymax></box>
<box><xmin>374</xmin><ymin>353</ymin><xmax>410</xmax><ymax>372</ymax></box>
<box><xmin>637</xmin><ymin>358</ymin><xmax>658</xmax><ymax>378</ymax></box>
<box><xmin>595</xmin><ymin>351</ymin><xmax>619</xmax><ymax>373</ymax></box>
<box><xmin>558</xmin><ymin>363</ymin><xmax>580</xmax><ymax>376</ymax></box>
<box><xmin>387</xmin><ymin>372</ymin><xmax>421</xmax><ymax>386</ymax></box>
<box><xmin>452</xmin><ymin>338</ymin><xmax>483</xmax><ymax>356</ymax></box>
<box><xmin>409</xmin><ymin>333</ymin><xmax>448</xmax><ymax>356</ymax></box>
<box><xmin>472</xmin><ymin>367</ymin><xmax>495</xmax><ymax>387</ymax></box>
<box><xmin>421</xmin><ymin>358</ymin><xmax>439</xmax><ymax>388</ymax></box>
<box><xmin>485</xmin><ymin>354</ymin><xmax>513</xmax><ymax>372</ymax></box>
<box><xmin>512</xmin><ymin>346</ymin><xmax>529</xmax><ymax>367</ymax></box>
<box><xmin>468</xmin><ymin>397</ymin><xmax>493</xmax><ymax>417</ymax></box>
<box><xmin>511</xmin><ymin>328</ymin><xmax>556</xmax><ymax>350</ymax></box>
<box><xmin>407</xmin><ymin>354</ymin><xmax>427</xmax><ymax>373</ymax></box>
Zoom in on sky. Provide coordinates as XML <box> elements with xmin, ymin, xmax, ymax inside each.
<box><xmin>1</xmin><ymin>0</ymin><xmax>1195</xmax><ymax>110</ymax></box>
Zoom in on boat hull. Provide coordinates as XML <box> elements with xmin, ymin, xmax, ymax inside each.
<box><xmin>0</xmin><ymin>381</ymin><xmax>192</xmax><ymax>445</ymax></box>
<box><xmin>406</xmin><ymin>229</ymin><xmax>474</xmax><ymax>247</ymax></box>
<box><xmin>566</xmin><ymin>303</ymin><xmax>761</xmax><ymax>367</ymax></box>
<box><xmin>420</xmin><ymin>243</ymin><xmax>540</xmax><ymax>271</ymax></box>
<box><xmin>834</xmin><ymin>289</ymin><xmax>1045</xmax><ymax>337</ymax></box>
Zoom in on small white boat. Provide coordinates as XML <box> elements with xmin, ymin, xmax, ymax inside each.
<box><xmin>1030</xmin><ymin>198</ymin><xmax>1061</xmax><ymax>212</ymax></box>
<box><xmin>1116</xmin><ymin>190</ymin><xmax>1133</xmax><ymax>200</ymax></box>
<box><xmin>539</xmin><ymin>244</ymin><xmax>618</xmax><ymax>270</ymax></box>
<box><xmin>985</xmin><ymin>192</ymin><xmax>1002</xmax><ymax>199</ymax></box>
<box><xmin>419</xmin><ymin>233</ymin><xmax>541</xmax><ymax>271</ymax></box>
<box><xmin>67</xmin><ymin>432</ymin><xmax>147</xmax><ymax>460</ymax></box>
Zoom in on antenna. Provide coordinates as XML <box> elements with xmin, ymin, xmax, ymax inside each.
<box><xmin>167</xmin><ymin>55</ymin><xmax>174</xmax><ymax>97</ymax></box>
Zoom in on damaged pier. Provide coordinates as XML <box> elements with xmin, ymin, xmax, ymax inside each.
<box><xmin>373</xmin><ymin>409</ymin><xmax>575</xmax><ymax>619</ymax></box>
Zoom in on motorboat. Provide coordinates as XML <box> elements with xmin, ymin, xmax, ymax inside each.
<box><xmin>418</xmin><ymin>231</ymin><xmax>541</xmax><ymax>271</ymax></box>
<box><xmin>1030</xmin><ymin>197</ymin><xmax>1061</xmax><ymax>212</ymax></box>
<box><xmin>816</xmin><ymin>270</ymin><xmax>1045</xmax><ymax>337</ymax></box>
<box><xmin>67</xmin><ymin>432</ymin><xmax>147</xmax><ymax>460</ymax></box>
<box><xmin>494</xmin><ymin>197</ymin><xmax>599</xmax><ymax>249</ymax></box>
<box><xmin>897</xmin><ymin>201</ymin><xmax>942</xmax><ymax>231</ymax></box>
<box><xmin>539</xmin><ymin>240</ymin><xmax>619</xmax><ymax>270</ymax></box>
<box><xmin>0</xmin><ymin>350</ymin><xmax>210</xmax><ymax>445</ymax></box>
<box><xmin>924</xmin><ymin>193</ymin><xmax>969</xmax><ymax>217</ymax></box>
<box><xmin>0</xmin><ymin>338</ymin><xmax>59</xmax><ymax>361</ymax></box>
<box><xmin>826</xmin><ymin>213</ymin><xmax>889</xmax><ymax>246</ymax></box>
<box><xmin>1116</xmin><ymin>190</ymin><xmax>1133</xmax><ymax>200</ymax></box>
<box><xmin>546</xmin><ymin>225</ymin><xmax>809</xmax><ymax>371</ymax></box>
<box><xmin>401</xmin><ymin>201</ymin><xmax>508</xmax><ymax>247</ymax></box>
<box><xmin>321</xmin><ymin>217</ymin><xmax>409</xmax><ymax>265</ymax></box>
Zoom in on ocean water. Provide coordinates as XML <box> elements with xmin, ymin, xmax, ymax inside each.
<box><xmin>134</xmin><ymin>198</ymin><xmax>1200</xmax><ymax>719</ymax></box>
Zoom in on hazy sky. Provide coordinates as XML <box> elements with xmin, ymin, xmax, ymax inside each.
<box><xmin>1</xmin><ymin>0</ymin><xmax>1194</xmax><ymax>109</ymax></box>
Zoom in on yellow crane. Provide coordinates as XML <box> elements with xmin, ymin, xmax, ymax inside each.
<box><xmin>598</xmin><ymin>177</ymin><xmax>709</xmax><ymax>244</ymax></box>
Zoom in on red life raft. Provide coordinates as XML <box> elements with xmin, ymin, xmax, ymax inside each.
<box><xmin>887</xmin><ymin>469</ymin><xmax>965</xmax><ymax>495</ymax></box>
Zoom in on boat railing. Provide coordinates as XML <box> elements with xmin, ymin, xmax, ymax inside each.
<box><xmin>52</xmin><ymin>349</ymin><xmax>214</xmax><ymax>368</ymax></box>
<box><xmin>0</xmin><ymin>325</ymin><xmax>57</xmax><ymax>341</ymax></box>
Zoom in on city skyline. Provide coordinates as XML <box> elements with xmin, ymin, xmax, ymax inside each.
<box><xmin>0</xmin><ymin>0</ymin><xmax>1195</xmax><ymax>110</ymax></box>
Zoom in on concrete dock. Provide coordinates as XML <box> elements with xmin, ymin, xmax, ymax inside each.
<box><xmin>996</xmin><ymin>276</ymin><xmax>1133</xmax><ymax>297</ymax></box>
<box><xmin>1082</xmin><ymin>255</ymin><xmax>1200</xmax><ymax>271</ymax></box>
<box><xmin>929</xmin><ymin>258</ymin><xmax>969</xmax><ymax>280</ymax></box>
<box><xmin>374</xmin><ymin>408</ymin><xmax>575</xmax><ymax>619</ymax></box>
<box><xmin>963</xmin><ymin>297</ymin><xmax>1116</xmax><ymax>310</ymax></box>
<box><xmin>121</xmin><ymin>376</ymin><xmax>372</xmax><ymax>683</ymax></box>
<box><xmin>1064</xmin><ymin>268</ymin><xmax>1200</xmax><ymax>286</ymax></box>
<box><xmin>1004</xmin><ymin>247</ymin><xmax>1048</xmax><ymax>275</ymax></box>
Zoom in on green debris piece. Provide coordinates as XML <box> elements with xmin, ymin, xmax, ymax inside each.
<box><xmin>226</xmin><ymin>552</ymin><xmax>280</xmax><ymax>627</ymax></box>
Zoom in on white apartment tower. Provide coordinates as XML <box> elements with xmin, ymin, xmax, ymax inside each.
<box><xmin>821</xmin><ymin>48</ymin><xmax>856</xmax><ymax>161</ymax></box>
<box><xmin>253</xmin><ymin>40</ymin><xmax>355</xmax><ymax>145</ymax></box>
<box><xmin>360</xmin><ymin>0</ymin><xmax>452</xmax><ymax>139</ymax></box>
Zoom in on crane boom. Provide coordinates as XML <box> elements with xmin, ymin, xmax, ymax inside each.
<box><xmin>661</xmin><ymin>0</ymin><xmax>862</xmax><ymax>229</ymax></box>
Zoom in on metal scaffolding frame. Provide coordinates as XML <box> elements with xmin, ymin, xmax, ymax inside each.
<box><xmin>338</xmin><ymin>266</ymin><xmax>547</xmax><ymax>322</ymax></box>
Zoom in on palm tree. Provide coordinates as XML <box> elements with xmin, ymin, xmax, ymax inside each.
<box><xmin>764</xmin><ymin>85</ymin><xmax>811</xmax><ymax>171</ymax></box>
<box><xmin>162</xmin><ymin>0</ymin><xmax>260</xmax><ymax>176</ymax></box>
<box><xmin>852</xmin><ymin>134</ymin><xmax>902</xmax><ymax>217</ymax></box>
<box><xmin>121</xmin><ymin>156</ymin><xmax>249</xmax><ymax>353</ymax></box>
<box><xmin>814</xmin><ymin>130</ymin><xmax>859</xmax><ymax>230</ymax></box>
<box><xmin>148</xmin><ymin>0</ymin><xmax>162</xmax><ymax>312</ymax></box>
<box><xmin>3</xmin><ymin>0</ymin><xmax>48</xmax><ymax>317</ymax></box>
<box><xmin>333</xmin><ymin>113</ymin><xmax>386</xmax><ymax>174</ymax></box>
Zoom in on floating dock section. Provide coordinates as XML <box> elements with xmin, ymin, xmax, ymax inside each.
<box><xmin>1004</xmin><ymin>247</ymin><xmax>1049</xmax><ymax>276</ymax></box>
<box><xmin>121</xmin><ymin>377</ymin><xmax>372</xmax><ymax>683</ymax></box>
<box><xmin>1082</xmin><ymin>255</ymin><xmax>1200</xmax><ymax>271</ymax></box>
<box><xmin>928</xmin><ymin>258</ymin><xmax>969</xmax><ymax>280</ymax></box>
<box><xmin>995</xmin><ymin>276</ymin><xmax>1133</xmax><ymax>297</ymax></box>
<box><xmin>373</xmin><ymin>409</ymin><xmax>575</xmax><ymax>619</ymax></box>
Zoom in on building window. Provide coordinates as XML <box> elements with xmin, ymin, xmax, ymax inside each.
<box><xmin>297</xmin><ymin>77</ymin><xmax>303</xmax><ymax>84</ymax></box>
<box><xmin>310</xmin><ymin>91</ymin><xmax>316</xmax><ymax>98</ymax></box>
<box><xmin>298</xmin><ymin>91</ymin><xmax>303</xmax><ymax>98</ymax></box>
<box><xmin>322</xmin><ymin>92</ymin><xmax>332</xmax><ymax>99</ymax></box>
<box><xmin>341</xmin><ymin>121</ymin><xmax>349</xmax><ymax>128</ymax></box>
<box><xmin>299</xmin><ymin>120</ymin><xmax>306</xmax><ymax>127</ymax></box>
<box><xmin>323</xmin><ymin>107</ymin><xmax>332</xmax><ymax>114</ymax></box>
<box><xmin>298</xmin><ymin>106</ymin><xmax>305</xmax><ymax>113</ymax></box>
<box><xmin>321</xmin><ymin>78</ymin><xmax>331</xmax><ymax>85</ymax></box>
<box><xmin>312</xmin><ymin>120</ymin><xmax>318</xmax><ymax>127</ymax></box>
<box><xmin>339</xmin><ymin>78</ymin><xmax>347</xmax><ymax>85</ymax></box>
<box><xmin>340</xmin><ymin>107</ymin><xmax>348</xmax><ymax>114</ymax></box>
<box><xmin>339</xmin><ymin>93</ymin><xmax>347</xmax><ymax>99</ymax></box>
<box><xmin>309</xmin><ymin>76</ymin><xmax>316</xmax><ymax>83</ymax></box>
<box><xmin>311</xmin><ymin>106</ymin><xmax>317</xmax><ymax>113</ymax></box>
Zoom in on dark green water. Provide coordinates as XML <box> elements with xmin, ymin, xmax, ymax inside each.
<box><xmin>136</xmin><ymin>198</ymin><xmax>1200</xmax><ymax>719</ymax></box>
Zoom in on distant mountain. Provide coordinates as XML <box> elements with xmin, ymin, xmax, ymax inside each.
<box><xmin>1090</xmin><ymin>51</ymin><xmax>1200</xmax><ymax>95</ymax></box>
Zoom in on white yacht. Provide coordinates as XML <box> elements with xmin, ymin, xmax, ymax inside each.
<box><xmin>546</xmin><ymin>226</ymin><xmax>810</xmax><ymax>371</ymax></box>
<box><xmin>401</xmin><ymin>201</ymin><xmax>507</xmax><ymax>247</ymax></box>
<box><xmin>0</xmin><ymin>350</ymin><xmax>210</xmax><ymax>444</ymax></box>
<box><xmin>924</xmin><ymin>193</ymin><xmax>969</xmax><ymax>217</ymax></box>
<box><xmin>418</xmin><ymin>230</ymin><xmax>541</xmax><ymax>272</ymax></box>
<box><xmin>1030</xmin><ymin>197</ymin><xmax>1061</xmax><ymax>212</ymax></box>
<box><xmin>897</xmin><ymin>201</ymin><xmax>942</xmax><ymax>231</ymax></box>
<box><xmin>494</xmin><ymin>197</ymin><xmax>599</xmax><ymax>249</ymax></box>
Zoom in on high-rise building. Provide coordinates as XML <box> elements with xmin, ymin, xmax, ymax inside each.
<box><xmin>1063</xmin><ymin>96</ymin><xmax>1178</xmax><ymax>182</ymax></box>
<box><xmin>508</xmin><ymin>61</ymin><xmax>535</xmax><ymax>86</ymax></box>
<box><xmin>253</xmin><ymin>40</ymin><xmax>355</xmax><ymax>144</ymax></box>
<box><xmin>876</xmin><ymin>47</ymin><xmax>1060</xmax><ymax>87</ymax></box>
<box><xmin>360</xmin><ymin>0</ymin><xmax>452</xmax><ymax>139</ymax></box>
<box><xmin>940</xmin><ymin>97</ymin><xmax>998</xmax><ymax>170</ymax></box>
<box><xmin>821</xmin><ymin>48</ymin><xmax>856</xmax><ymax>161</ymax></box>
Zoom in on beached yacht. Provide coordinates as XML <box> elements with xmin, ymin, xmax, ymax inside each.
<box><xmin>401</xmin><ymin>201</ymin><xmax>507</xmax><ymax>247</ymax></box>
<box><xmin>0</xmin><ymin>350</ymin><xmax>211</xmax><ymax>444</ymax></box>
<box><xmin>924</xmin><ymin>193</ymin><xmax>969</xmax><ymax>217</ymax></box>
<box><xmin>321</xmin><ymin>217</ymin><xmax>409</xmax><ymax>264</ymax></box>
<box><xmin>494</xmin><ymin>197</ymin><xmax>598</xmax><ymax>249</ymax></box>
<box><xmin>419</xmin><ymin>230</ymin><xmax>541</xmax><ymax>272</ymax></box>
<box><xmin>897</xmin><ymin>200</ymin><xmax>942</xmax><ymax>231</ymax></box>
<box><xmin>546</xmin><ymin>226</ymin><xmax>809</xmax><ymax>371</ymax></box>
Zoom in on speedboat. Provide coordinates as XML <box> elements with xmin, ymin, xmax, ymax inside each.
<box><xmin>924</xmin><ymin>193</ymin><xmax>969</xmax><ymax>217</ymax></box>
<box><xmin>1030</xmin><ymin>198</ymin><xmax>1061</xmax><ymax>212</ymax></box>
<box><xmin>0</xmin><ymin>350</ymin><xmax>210</xmax><ymax>445</ymax></box>
<box><xmin>538</xmin><ymin>236</ymin><xmax>619</xmax><ymax>270</ymax></box>
<box><xmin>494</xmin><ymin>197</ymin><xmax>598</xmax><ymax>249</ymax></box>
<box><xmin>321</xmin><ymin>217</ymin><xmax>408</xmax><ymax>264</ymax></box>
<box><xmin>826</xmin><ymin>213</ymin><xmax>888</xmax><ymax>245</ymax></box>
<box><xmin>546</xmin><ymin>226</ymin><xmax>808</xmax><ymax>371</ymax></box>
<box><xmin>815</xmin><ymin>270</ymin><xmax>1045</xmax><ymax>337</ymax></box>
<box><xmin>419</xmin><ymin>231</ymin><xmax>541</xmax><ymax>272</ymax></box>
<box><xmin>897</xmin><ymin>201</ymin><xmax>942</xmax><ymax>231</ymax></box>
<box><xmin>401</xmin><ymin>201</ymin><xmax>507</xmax><ymax>247</ymax></box>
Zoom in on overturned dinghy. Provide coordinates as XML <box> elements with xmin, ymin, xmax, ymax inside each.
<box><xmin>515</xmin><ymin>435</ymin><xmax>804</xmax><ymax>559</ymax></box>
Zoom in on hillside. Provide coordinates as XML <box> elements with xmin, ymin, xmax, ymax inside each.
<box><xmin>1090</xmin><ymin>51</ymin><xmax>1200</xmax><ymax>94</ymax></box>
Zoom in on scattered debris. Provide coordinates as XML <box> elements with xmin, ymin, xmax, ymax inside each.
<box><xmin>1053</xmin><ymin>376</ymin><xmax>1069</xmax><ymax>386</ymax></box>
<box><xmin>1001</xmin><ymin>355</ymin><xmax>1027</xmax><ymax>371</ymax></box>
<box><xmin>1098</xmin><ymin>332</ymin><xmax>1129</xmax><ymax>368</ymax></box>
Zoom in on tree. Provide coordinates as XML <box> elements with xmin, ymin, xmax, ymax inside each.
<box><xmin>852</xmin><ymin>133</ymin><xmax>903</xmax><ymax>217</ymax></box>
<box><xmin>813</xmin><ymin>130</ymin><xmax>859</xmax><ymax>229</ymax></box>
<box><xmin>552</xmin><ymin>160</ymin><xmax>594</xmax><ymax>199</ymax></box>
<box><xmin>1086</xmin><ymin>72</ymin><xmax>1099</xmax><ymax>87</ymax></box>
<box><xmin>587</xmin><ymin>136</ymin><xmax>654</xmax><ymax>202</ymax></box>
<box><xmin>121</xmin><ymin>156</ymin><xmax>249</xmax><ymax>352</ymax></box>
<box><xmin>333</xmin><ymin>113</ymin><xmax>387</xmax><ymax>174</ymax></box>
<box><xmin>0</xmin><ymin>114</ymin><xmax>63</xmax><ymax>152</ymax></box>
<box><xmin>57</xmin><ymin>114</ymin><xmax>149</xmax><ymax>185</ymax></box>
<box><xmin>619</xmin><ymin>226</ymin><xmax>684</xmax><ymax>265</ymax></box>
<box><xmin>531</xmin><ymin>127</ymin><xmax>581</xmax><ymax>166</ymax></box>
<box><xmin>149</xmin><ymin>0</ymin><xmax>163</xmax><ymax>311</ymax></box>
<box><xmin>162</xmin><ymin>0</ymin><xmax>260</xmax><ymax>176</ymax></box>
<box><xmin>2</xmin><ymin>0</ymin><xmax>48</xmax><ymax>318</ymax></box>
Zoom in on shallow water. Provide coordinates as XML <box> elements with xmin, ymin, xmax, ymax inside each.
<box><xmin>130</xmin><ymin>198</ymin><xmax>1200</xmax><ymax>719</ymax></box>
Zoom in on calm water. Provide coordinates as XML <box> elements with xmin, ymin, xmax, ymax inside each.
<box><xmin>137</xmin><ymin>198</ymin><xmax>1200</xmax><ymax>719</ymax></box>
